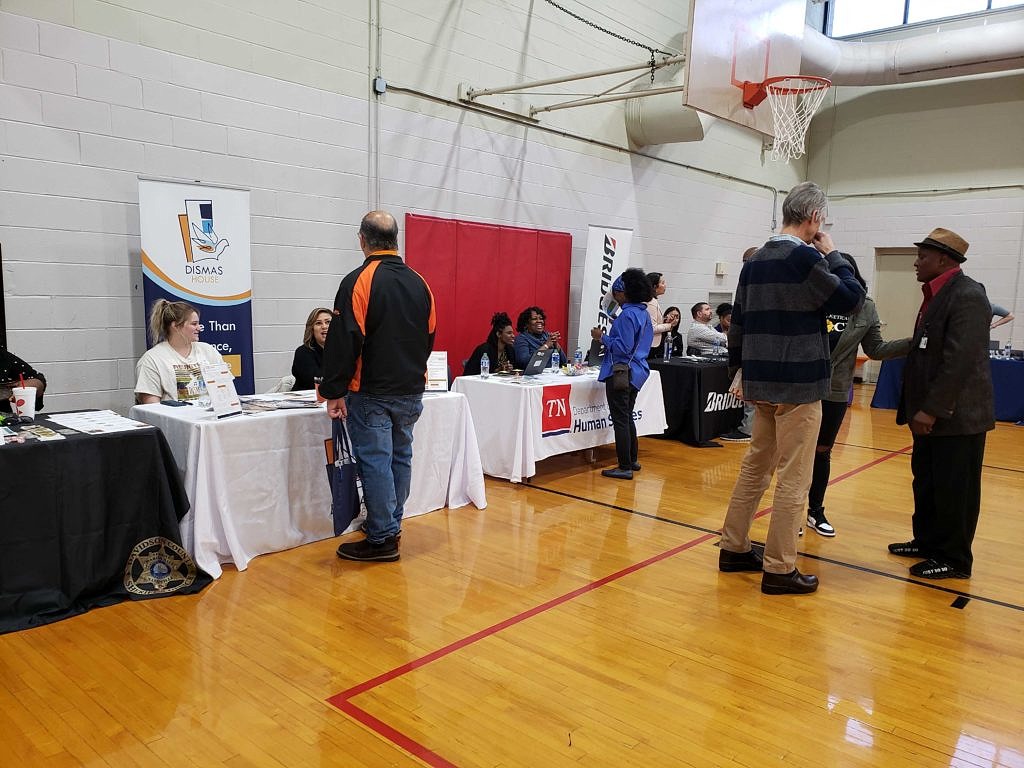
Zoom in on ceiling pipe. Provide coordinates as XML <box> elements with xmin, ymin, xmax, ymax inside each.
<box><xmin>625</xmin><ymin>18</ymin><xmax>1024</xmax><ymax>147</ymax></box>
<box><xmin>800</xmin><ymin>19</ymin><xmax>1024</xmax><ymax>85</ymax></box>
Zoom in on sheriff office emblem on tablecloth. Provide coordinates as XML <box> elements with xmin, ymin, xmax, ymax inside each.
<box><xmin>123</xmin><ymin>537</ymin><xmax>199</xmax><ymax>596</ymax></box>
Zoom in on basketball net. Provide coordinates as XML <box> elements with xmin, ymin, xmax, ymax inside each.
<box><xmin>762</xmin><ymin>76</ymin><xmax>831</xmax><ymax>162</ymax></box>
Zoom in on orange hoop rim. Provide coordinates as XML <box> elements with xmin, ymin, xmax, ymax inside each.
<box><xmin>763</xmin><ymin>75</ymin><xmax>832</xmax><ymax>96</ymax></box>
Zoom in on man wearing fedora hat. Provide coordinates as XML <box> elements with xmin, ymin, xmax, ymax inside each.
<box><xmin>889</xmin><ymin>227</ymin><xmax>994</xmax><ymax>579</ymax></box>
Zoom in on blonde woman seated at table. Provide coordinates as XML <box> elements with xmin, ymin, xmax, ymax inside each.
<box><xmin>135</xmin><ymin>299</ymin><xmax>225</xmax><ymax>404</ymax></box>
<box><xmin>291</xmin><ymin>307</ymin><xmax>332</xmax><ymax>390</ymax></box>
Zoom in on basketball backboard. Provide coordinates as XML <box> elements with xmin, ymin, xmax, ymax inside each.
<box><xmin>684</xmin><ymin>0</ymin><xmax>808</xmax><ymax>138</ymax></box>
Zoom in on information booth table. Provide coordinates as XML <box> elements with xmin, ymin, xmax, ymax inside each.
<box><xmin>453</xmin><ymin>369</ymin><xmax>667</xmax><ymax>482</ymax></box>
<box><xmin>870</xmin><ymin>357</ymin><xmax>1024</xmax><ymax>422</ymax></box>
<box><xmin>130</xmin><ymin>392</ymin><xmax>486</xmax><ymax>578</ymax></box>
<box><xmin>648</xmin><ymin>358</ymin><xmax>743</xmax><ymax>445</ymax></box>
<box><xmin>0</xmin><ymin>416</ymin><xmax>208</xmax><ymax>634</ymax></box>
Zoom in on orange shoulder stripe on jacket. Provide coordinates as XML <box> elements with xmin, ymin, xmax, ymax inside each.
<box><xmin>408</xmin><ymin>267</ymin><xmax>437</xmax><ymax>334</ymax></box>
<box><xmin>351</xmin><ymin>260</ymin><xmax>380</xmax><ymax>337</ymax></box>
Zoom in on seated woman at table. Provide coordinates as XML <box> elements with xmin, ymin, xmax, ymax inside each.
<box><xmin>291</xmin><ymin>307</ymin><xmax>332</xmax><ymax>390</ymax></box>
<box><xmin>464</xmin><ymin>312</ymin><xmax>515</xmax><ymax>376</ymax></box>
<box><xmin>648</xmin><ymin>305</ymin><xmax>684</xmax><ymax>359</ymax></box>
<box><xmin>135</xmin><ymin>299</ymin><xmax>225</xmax><ymax>404</ymax></box>
<box><xmin>513</xmin><ymin>306</ymin><xmax>562</xmax><ymax>369</ymax></box>
<box><xmin>1</xmin><ymin>348</ymin><xmax>46</xmax><ymax>413</ymax></box>
<box><xmin>805</xmin><ymin>253</ymin><xmax>911</xmax><ymax>538</ymax></box>
<box><xmin>715</xmin><ymin>302</ymin><xmax>732</xmax><ymax>333</ymax></box>
<box><xmin>590</xmin><ymin>269</ymin><xmax>653</xmax><ymax>480</ymax></box>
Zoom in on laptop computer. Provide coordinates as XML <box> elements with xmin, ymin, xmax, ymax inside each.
<box><xmin>523</xmin><ymin>346</ymin><xmax>554</xmax><ymax>375</ymax></box>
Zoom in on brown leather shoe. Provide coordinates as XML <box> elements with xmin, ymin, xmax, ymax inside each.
<box><xmin>761</xmin><ymin>569</ymin><xmax>818</xmax><ymax>595</ymax></box>
<box><xmin>719</xmin><ymin>548</ymin><xmax>764</xmax><ymax>573</ymax></box>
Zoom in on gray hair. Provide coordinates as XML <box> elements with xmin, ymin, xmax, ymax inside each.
<box><xmin>781</xmin><ymin>181</ymin><xmax>828</xmax><ymax>227</ymax></box>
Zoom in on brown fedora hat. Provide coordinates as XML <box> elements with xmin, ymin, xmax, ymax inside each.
<box><xmin>914</xmin><ymin>227</ymin><xmax>969</xmax><ymax>263</ymax></box>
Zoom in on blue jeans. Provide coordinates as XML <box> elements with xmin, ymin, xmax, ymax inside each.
<box><xmin>345</xmin><ymin>391</ymin><xmax>423</xmax><ymax>543</ymax></box>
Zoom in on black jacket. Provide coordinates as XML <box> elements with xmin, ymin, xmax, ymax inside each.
<box><xmin>320</xmin><ymin>254</ymin><xmax>436</xmax><ymax>398</ymax></box>
<box><xmin>897</xmin><ymin>271</ymin><xmax>994</xmax><ymax>435</ymax></box>
<box><xmin>290</xmin><ymin>343</ymin><xmax>323</xmax><ymax>391</ymax></box>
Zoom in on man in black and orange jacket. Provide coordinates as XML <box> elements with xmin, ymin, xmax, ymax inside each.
<box><xmin>321</xmin><ymin>210</ymin><xmax>436</xmax><ymax>563</ymax></box>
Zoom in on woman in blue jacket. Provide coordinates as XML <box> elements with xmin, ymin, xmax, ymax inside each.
<box><xmin>590</xmin><ymin>268</ymin><xmax>654</xmax><ymax>480</ymax></box>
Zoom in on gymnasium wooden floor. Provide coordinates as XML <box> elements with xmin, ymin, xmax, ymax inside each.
<box><xmin>3</xmin><ymin>385</ymin><xmax>1023</xmax><ymax>767</ymax></box>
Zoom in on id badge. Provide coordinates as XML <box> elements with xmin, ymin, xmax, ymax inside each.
<box><xmin>919</xmin><ymin>336</ymin><xmax>928</xmax><ymax>350</ymax></box>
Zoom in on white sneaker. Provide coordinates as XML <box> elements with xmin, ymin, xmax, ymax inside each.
<box><xmin>807</xmin><ymin>508</ymin><xmax>836</xmax><ymax>537</ymax></box>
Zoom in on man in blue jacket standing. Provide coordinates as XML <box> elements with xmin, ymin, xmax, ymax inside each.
<box><xmin>717</xmin><ymin>182</ymin><xmax>865</xmax><ymax>595</ymax></box>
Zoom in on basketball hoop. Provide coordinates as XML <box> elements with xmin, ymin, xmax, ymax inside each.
<box><xmin>757</xmin><ymin>75</ymin><xmax>831</xmax><ymax>162</ymax></box>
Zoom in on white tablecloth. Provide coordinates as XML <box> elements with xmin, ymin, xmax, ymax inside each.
<box><xmin>130</xmin><ymin>391</ymin><xmax>486</xmax><ymax>577</ymax></box>
<box><xmin>452</xmin><ymin>369</ymin><xmax>667</xmax><ymax>482</ymax></box>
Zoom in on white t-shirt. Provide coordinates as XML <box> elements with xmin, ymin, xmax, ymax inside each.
<box><xmin>134</xmin><ymin>341</ymin><xmax>225</xmax><ymax>402</ymax></box>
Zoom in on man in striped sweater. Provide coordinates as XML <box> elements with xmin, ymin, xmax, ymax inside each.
<box><xmin>717</xmin><ymin>182</ymin><xmax>865</xmax><ymax>595</ymax></box>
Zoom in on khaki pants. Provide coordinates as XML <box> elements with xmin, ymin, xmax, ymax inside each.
<box><xmin>720</xmin><ymin>401</ymin><xmax>822</xmax><ymax>574</ymax></box>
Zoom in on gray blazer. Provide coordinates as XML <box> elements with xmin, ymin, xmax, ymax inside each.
<box><xmin>896</xmin><ymin>272</ymin><xmax>994</xmax><ymax>435</ymax></box>
<box><xmin>827</xmin><ymin>297</ymin><xmax>911</xmax><ymax>403</ymax></box>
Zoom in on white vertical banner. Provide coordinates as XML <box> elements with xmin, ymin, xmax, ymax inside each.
<box><xmin>138</xmin><ymin>179</ymin><xmax>255</xmax><ymax>394</ymax></box>
<box><xmin>576</xmin><ymin>225</ymin><xmax>633</xmax><ymax>352</ymax></box>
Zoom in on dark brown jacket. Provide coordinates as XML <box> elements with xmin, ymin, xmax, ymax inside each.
<box><xmin>897</xmin><ymin>271</ymin><xmax>994</xmax><ymax>435</ymax></box>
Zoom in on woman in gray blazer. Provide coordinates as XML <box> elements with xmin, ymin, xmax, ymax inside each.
<box><xmin>807</xmin><ymin>254</ymin><xmax>912</xmax><ymax>537</ymax></box>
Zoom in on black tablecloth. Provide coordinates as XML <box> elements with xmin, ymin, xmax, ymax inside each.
<box><xmin>649</xmin><ymin>359</ymin><xmax>743</xmax><ymax>444</ymax></box>
<box><xmin>0</xmin><ymin>417</ymin><xmax>211</xmax><ymax>634</ymax></box>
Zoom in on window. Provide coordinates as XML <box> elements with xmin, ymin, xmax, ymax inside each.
<box><xmin>908</xmin><ymin>0</ymin><xmax>987</xmax><ymax>23</ymax></box>
<box><xmin>825</xmin><ymin>0</ymin><xmax>1024</xmax><ymax>37</ymax></box>
<box><xmin>830</xmin><ymin>0</ymin><xmax>905</xmax><ymax>36</ymax></box>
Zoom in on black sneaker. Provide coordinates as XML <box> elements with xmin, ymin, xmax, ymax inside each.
<box><xmin>807</xmin><ymin>507</ymin><xmax>836</xmax><ymax>537</ymax></box>
<box><xmin>719</xmin><ymin>430</ymin><xmax>751</xmax><ymax>443</ymax></box>
<box><xmin>337</xmin><ymin>536</ymin><xmax>400</xmax><ymax>562</ymax></box>
<box><xmin>908</xmin><ymin>558</ymin><xmax>969</xmax><ymax>579</ymax></box>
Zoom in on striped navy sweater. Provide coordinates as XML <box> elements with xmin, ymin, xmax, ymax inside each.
<box><xmin>728</xmin><ymin>238</ymin><xmax>865</xmax><ymax>404</ymax></box>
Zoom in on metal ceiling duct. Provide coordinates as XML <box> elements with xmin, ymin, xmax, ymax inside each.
<box><xmin>624</xmin><ymin>18</ymin><xmax>1024</xmax><ymax>147</ymax></box>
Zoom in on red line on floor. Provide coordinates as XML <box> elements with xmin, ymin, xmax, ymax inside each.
<box><xmin>326</xmin><ymin>443</ymin><xmax>913</xmax><ymax>764</ymax></box>
<box><xmin>828</xmin><ymin>444</ymin><xmax>912</xmax><ymax>486</ymax></box>
<box><xmin>332</xmin><ymin>699</ymin><xmax>459</xmax><ymax>768</ymax></box>
<box><xmin>329</xmin><ymin>530</ymin><xmax>716</xmax><ymax>704</ymax></box>
<box><xmin>750</xmin><ymin>444</ymin><xmax>911</xmax><ymax>522</ymax></box>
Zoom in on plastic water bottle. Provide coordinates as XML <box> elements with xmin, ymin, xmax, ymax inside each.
<box><xmin>551</xmin><ymin>348</ymin><xmax>560</xmax><ymax>372</ymax></box>
<box><xmin>574</xmin><ymin>346</ymin><xmax>583</xmax><ymax>369</ymax></box>
<box><xmin>712</xmin><ymin>338</ymin><xmax>721</xmax><ymax>357</ymax></box>
<box><xmin>1003</xmin><ymin>342</ymin><xmax>1012</xmax><ymax>360</ymax></box>
<box><xmin>663</xmin><ymin>336</ymin><xmax>673</xmax><ymax>360</ymax></box>
<box><xmin>480</xmin><ymin>352</ymin><xmax>490</xmax><ymax>378</ymax></box>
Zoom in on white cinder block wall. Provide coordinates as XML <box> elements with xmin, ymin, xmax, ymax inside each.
<box><xmin>2</xmin><ymin>1</ymin><xmax>1022</xmax><ymax>412</ymax></box>
<box><xmin>1</xmin><ymin>4</ymin><xmax>372</xmax><ymax>411</ymax></box>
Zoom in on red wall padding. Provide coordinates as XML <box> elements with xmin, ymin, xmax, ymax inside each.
<box><xmin>405</xmin><ymin>214</ymin><xmax>572</xmax><ymax>377</ymax></box>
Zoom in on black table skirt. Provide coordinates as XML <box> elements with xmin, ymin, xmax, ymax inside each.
<box><xmin>1</xmin><ymin>418</ymin><xmax>211</xmax><ymax>634</ymax></box>
<box><xmin>649</xmin><ymin>359</ymin><xmax>743</xmax><ymax>444</ymax></box>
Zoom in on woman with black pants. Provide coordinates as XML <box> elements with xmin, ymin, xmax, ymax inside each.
<box><xmin>590</xmin><ymin>268</ymin><xmax>654</xmax><ymax>480</ymax></box>
<box><xmin>806</xmin><ymin>253</ymin><xmax>911</xmax><ymax>535</ymax></box>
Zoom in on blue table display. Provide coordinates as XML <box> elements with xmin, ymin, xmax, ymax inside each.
<box><xmin>871</xmin><ymin>357</ymin><xmax>1024</xmax><ymax>423</ymax></box>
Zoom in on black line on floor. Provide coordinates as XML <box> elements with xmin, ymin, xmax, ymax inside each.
<box><xmin>795</xmin><ymin>550</ymin><xmax>1024</xmax><ymax>613</ymax></box>
<box><xmin>836</xmin><ymin>441</ymin><xmax>1024</xmax><ymax>475</ymax></box>
<box><xmin>526</xmin><ymin>483</ymin><xmax>1024</xmax><ymax>614</ymax></box>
